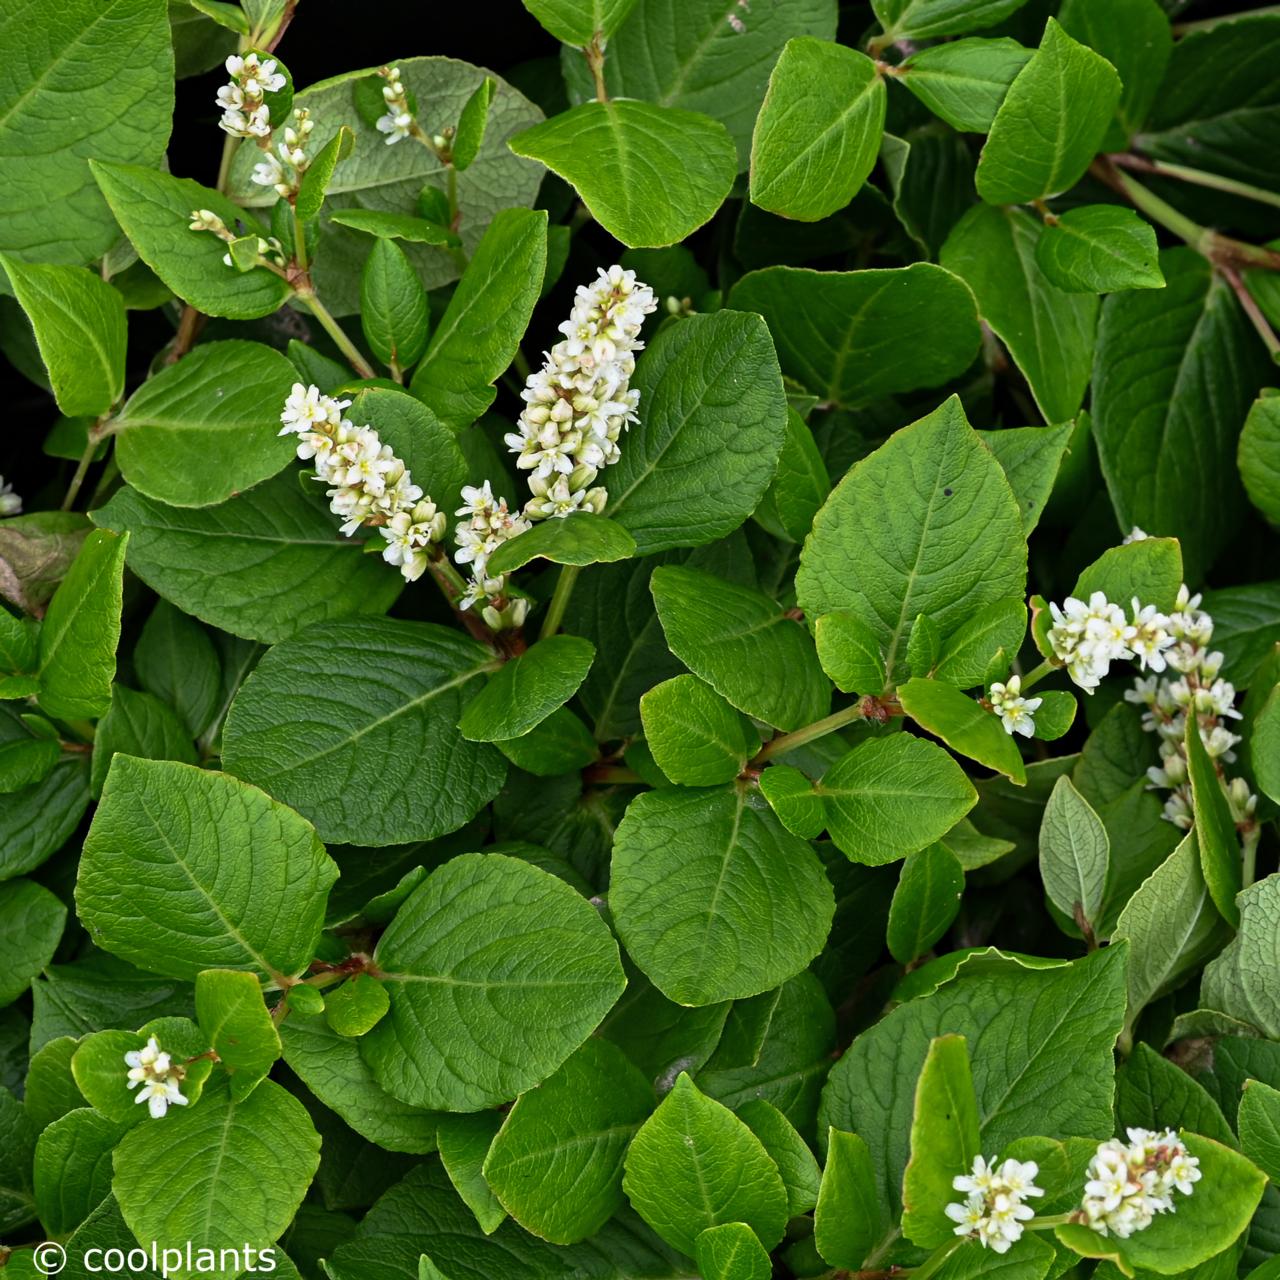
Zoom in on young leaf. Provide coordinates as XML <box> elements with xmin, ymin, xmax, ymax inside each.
<box><xmin>622</xmin><ymin>1072</ymin><xmax>788</xmax><ymax>1255</ymax></box>
<box><xmin>437</xmin><ymin>1110</ymin><xmax>506</xmax><ymax>1233</ymax></box>
<box><xmin>295</xmin><ymin>125</ymin><xmax>354</xmax><ymax>221</ymax></box>
<box><xmin>113</xmin><ymin>340</ymin><xmax>299</xmax><ymax>507</ymax></box>
<box><xmin>1185</xmin><ymin>715</ymin><xmax>1242</xmax><ymax>929</ymax></box>
<box><xmin>897</xmin><ymin>38</ymin><xmax>1032</xmax><ymax>133</ymax></box>
<box><xmin>640</xmin><ymin>675</ymin><xmax>756</xmax><ymax>787</ymax></box>
<box><xmin>89</xmin><ymin>684</ymin><xmax>197</xmax><ymax>796</ymax></box>
<box><xmin>757</xmin><ymin>764</ymin><xmax>827</xmax><ymax>840</ymax></box>
<box><xmin>1038</xmin><ymin>776</ymin><xmax>1109</xmax><ymax>931</ymax></box>
<box><xmin>1072</xmin><ymin>536</ymin><xmax>1183</xmax><ymax>612</ymax></box>
<box><xmin>979</xmin><ymin>424</ymin><xmax>1075</xmax><ymax>537</ymax></box>
<box><xmin>0</xmin><ymin>259</ymin><xmax>126</xmax><ymax>417</ymax></box>
<box><xmin>610</xmin><ymin>786</ymin><xmax>835</xmax><ymax>1005</ymax></box>
<box><xmin>933</xmin><ymin>599</ymin><xmax>1027</xmax><ymax>689</ymax></box>
<box><xmin>750</xmin><ymin>39</ymin><xmax>886</xmax><ymax>222</ymax></box>
<box><xmin>695</xmin><ymin>1223</ymin><xmax>771</xmax><ymax>1280</ymax></box>
<box><xmin>737</xmin><ymin>1099</ymin><xmax>822</xmax><ymax>1216</ymax></box>
<box><xmin>872</xmin><ymin>0</ymin><xmax>1032</xmax><ymax>41</ymax></box>
<box><xmin>457</xmin><ymin>635</ymin><xmax>595</xmax><ymax>743</ymax></box>
<box><xmin>1239</xmin><ymin>1079</ymin><xmax>1280</xmax><ymax>1185</ymax></box>
<box><xmin>222</xmin><ymin>618</ymin><xmax>505</xmax><ymax>845</ymax></box>
<box><xmin>451</xmin><ymin>77</ymin><xmax>494</xmax><ymax>172</ymax></box>
<box><xmin>887</xmin><ymin>845</ymin><xmax>966</xmax><ymax>965</ymax></box>
<box><xmin>975</xmin><ymin>19</ymin><xmax>1121</xmax><ymax>205</ymax></box>
<box><xmin>326</xmin><ymin>209</ymin><xmax>454</xmax><ymax>245</ymax></box>
<box><xmin>361</xmin><ymin>853</ymin><xmax>625</xmax><ymax>1111</ymax></box>
<box><xmin>408</xmin><ymin>208</ymin><xmax>548</xmax><ymax>430</ymax></box>
<box><xmin>193</xmin><ymin>968</ymin><xmax>281</xmax><ymax>1101</ymax></box>
<box><xmin>510</xmin><ymin>101</ymin><xmax>736</xmax><ymax>248</ymax></box>
<box><xmin>797</xmin><ymin>397</ymin><xmax>1026</xmax><ymax>685</ymax></box>
<box><xmin>483</xmin><ymin>1037</ymin><xmax>653</xmax><ymax>1244</ymax></box>
<box><xmin>77</xmin><ymin>756</ymin><xmax>338</xmax><ymax>984</ymax></box>
<box><xmin>898</xmin><ymin>677</ymin><xmax>1027</xmax><ymax>784</ymax></box>
<box><xmin>815</xmin><ymin>611</ymin><xmax>887</xmax><ymax>695</ymax></box>
<box><xmin>813</xmin><ymin>1128</ymin><xmax>879</xmax><ymax>1269</ymax></box>
<box><xmin>323</xmin><ymin>974</ymin><xmax>389</xmax><ymax>1038</ymax></box>
<box><xmin>1035</xmin><ymin>206</ymin><xmax>1164</xmax><ymax>294</ymax></box>
<box><xmin>485</xmin><ymin>513</ymin><xmax>635</xmax><ymax>575</ymax></box>
<box><xmin>753</xmin><ymin>408</ymin><xmax>830</xmax><ymax>544</ymax></box>
<box><xmin>38</xmin><ymin>529</ymin><xmax>127</xmax><ymax>721</ymax></box>
<box><xmin>0</xmin><ymin>880</ymin><xmax>66</xmax><ymax>1008</ymax></box>
<box><xmin>134</xmin><ymin>600</ymin><xmax>222</xmax><ymax>740</ymax></box>
<box><xmin>521</xmin><ymin>0</ymin><xmax>638</xmax><ymax>46</ymax></box>
<box><xmin>493</xmin><ymin>706</ymin><xmax>598</xmax><ymax>777</ymax></box>
<box><xmin>1239</xmin><ymin>393</ymin><xmax>1280</xmax><ymax>527</ymax></box>
<box><xmin>360</xmin><ymin>238</ymin><xmax>430</xmax><ymax>373</ymax></box>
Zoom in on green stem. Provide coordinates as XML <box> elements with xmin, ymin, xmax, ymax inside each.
<box><xmin>1117</xmin><ymin>153</ymin><xmax>1280</xmax><ymax>212</ymax></box>
<box><xmin>541</xmin><ymin>564</ymin><xmax>581</xmax><ymax>640</ymax></box>
<box><xmin>61</xmin><ymin>417</ymin><xmax>116</xmax><ymax>512</ymax></box>
<box><xmin>297</xmin><ymin>291</ymin><xmax>375</xmax><ymax>378</ymax></box>
<box><xmin>1220</xmin><ymin>263</ymin><xmax>1280</xmax><ymax>358</ymax></box>
<box><xmin>292</xmin><ymin>202</ymin><xmax>309</xmax><ymax>274</ymax></box>
<box><xmin>909</xmin><ymin>1238</ymin><xmax>965</xmax><ymax>1280</ymax></box>
<box><xmin>446</xmin><ymin>163</ymin><xmax>459</xmax><ymax>230</ymax></box>
<box><xmin>754</xmin><ymin>699</ymin><xmax>870</xmax><ymax>764</ymax></box>
<box><xmin>1025</xmin><ymin>1214</ymin><xmax>1074</xmax><ymax>1231</ymax></box>
<box><xmin>215</xmin><ymin>133</ymin><xmax>240</xmax><ymax>195</ymax></box>
<box><xmin>1242</xmin><ymin>825</ymin><xmax>1260</xmax><ymax>890</ymax></box>
<box><xmin>1017</xmin><ymin>658</ymin><xmax>1058</xmax><ymax>693</ymax></box>
<box><xmin>584</xmin><ymin>36</ymin><xmax>610</xmax><ymax>103</ymax></box>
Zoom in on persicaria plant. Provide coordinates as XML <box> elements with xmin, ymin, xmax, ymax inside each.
<box><xmin>3</xmin><ymin>0</ymin><xmax>1280</xmax><ymax>1278</ymax></box>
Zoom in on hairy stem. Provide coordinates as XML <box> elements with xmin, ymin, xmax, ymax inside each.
<box><xmin>297</xmin><ymin>290</ymin><xmax>375</xmax><ymax>378</ymax></box>
<box><xmin>541</xmin><ymin>565</ymin><xmax>581</xmax><ymax>640</ymax></box>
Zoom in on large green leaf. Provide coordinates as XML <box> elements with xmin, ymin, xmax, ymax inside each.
<box><xmin>813</xmin><ymin>1129</ymin><xmax>879</xmax><ymax>1269</ymax></box>
<box><xmin>89</xmin><ymin>684</ymin><xmax>197</xmax><ymax>796</ymax></box>
<box><xmin>522</xmin><ymin>0</ymin><xmax>638</xmax><ymax>45</ymax></box>
<box><xmin>1092</xmin><ymin>249</ymin><xmax>1267</xmax><ymax>581</ymax></box>
<box><xmin>749</xmin><ymin>39</ymin><xmax>885</xmax><ymax>222</ymax></box>
<box><xmin>458</xmin><ymin>635</ymin><xmax>595</xmax><ymax>743</ymax></box>
<box><xmin>607</xmin><ymin>311</ymin><xmax>787</xmax><ymax>554</ymax></box>
<box><xmin>898</xmin><ymin>677</ymin><xmax>1027</xmax><ymax>784</ymax></box>
<box><xmin>897</xmin><ymin>38</ymin><xmax>1032</xmax><ymax>133</ymax></box>
<box><xmin>941</xmin><ymin>204</ymin><xmax>1098</xmax><ymax>423</ymax></box>
<box><xmin>730</xmin><ymin>265</ymin><xmax>981</xmax><ymax>407</ymax></box>
<box><xmin>223</xmin><ymin>618</ymin><xmax>504</xmax><ymax>846</ymax></box>
<box><xmin>1240</xmin><ymin>1079</ymin><xmax>1280</xmax><ymax>1185</ymax></box>
<box><xmin>610</xmin><ymin>786</ymin><xmax>834</xmax><ymax>1005</ymax></box>
<box><xmin>695</xmin><ymin>1223</ymin><xmax>771</xmax><ymax>1280</ymax></box>
<box><xmin>1240</xmin><ymin>394</ymin><xmax>1280</xmax><ymax>527</ymax></box>
<box><xmin>0</xmin><ymin>0</ymin><xmax>174</xmax><ymax>264</ymax></box>
<box><xmin>361</xmin><ymin>853</ymin><xmax>625</xmax><ymax>1111</ymax></box>
<box><xmin>797</xmin><ymin>397</ymin><xmax>1026</xmax><ymax>685</ymax></box>
<box><xmin>510</xmin><ymin>101</ymin><xmax>736</xmax><ymax>249</ymax></box>
<box><xmin>113</xmin><ymin>341</ymin><xmax>298</xmax><ymax>508</ymax></box>
<box><xmin>76</xmin><ymin>757</ymin><xmax>337</xmax><ymax>984</ymax></box>
<box><xmin>975</xmin><ymin>18</ymin><xmax>1121</xmax><ymax>205</ymax></box>
<box><xmin>872</xmin><ymin>0</ymin><xmax>1031</xmax><ymax>41</ymax></box>
<box><xmin>640</xmin><ymin>675</ymin><xmax>757</xmax><ymax>787</ymax></box>
<box><xmin>1201</xmin><ymin>874</ymin><xmax>1280</xmax><ymax>1038</ymax></box>
<box><xmin>360</xmin><ymin>237</ymin><xmax>430</xmax><ymax>374</ymax></box>
<box><xmin>93</xmin><ymin>476</ymin><xmax>402</xmax><ymax>644</ymax></box>
<box><xmin>1034</xmin><ymin>206</ymin><xmax>1163</xmax><ymax>294</ymax></box>
<box><xmin>887</xmin><ymin>844</ymin><xmax>965</xmax><ymax>965</ymax></box>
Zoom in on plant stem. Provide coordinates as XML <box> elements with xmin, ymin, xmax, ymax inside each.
<box><xmin>61</xmin><ymin>417</ymin><xmax>116</xmax><ymax>512</ymax></box>
<box><xmin>1017</xmin><ymin>658</ymin><xmax>1058</xmax><ymax>693</ymax></box>
<box><xmin>446</xmin><ymin>163</ymin><xmax>459</xmax><ymax>230</ymax></box>
<box><xmin>753</xmin><ymin>699</ymin><xmax>871</xmax><ymax>764</ymax></box>
<box><xmin>1112</xmin><ymin>152</ymin><xmax>1280</xmax><ymax>212</ymax></box>
<box><xmin>584</xmin><ymin>36</ymin><xmax>610</xmax><ymax>103</ymax></box>
<box><xmin>1242</xmin><ymin>825</ymin><xmax>1260</xmax><ymax>890</ymax></box>
<box><xmin>908</xmin><ymin>1238</ymin><xmax>964</xmax><ymax>1280</ymax></box>
<box><xmin>541</xmin><ymin>565</ymin><xmax>581</xmax><ymax>640</ymax></box>
<box><xmin>296</xmin><ymin>290</ymin><xmax>375</xmax><ymax>378</ymax></box>
<box><xmin>1220</xmin><ymin>263</ymin><xmax>1280</xmax><ymax>358</ymax></box>
<box><xmin>292</xmin><ymin>202</ymin><xmax>309</xmax><ymax>274</ymax></box>
<box><xmin>216</xmin><ymin>132</ymin><xmax>241</xmax><ymax>194</ymax></box>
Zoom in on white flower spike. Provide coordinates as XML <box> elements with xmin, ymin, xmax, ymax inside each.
<box><xmin>946</xmin><ymin>1155</ymin><xmax>1044</xmax><ymax>1253</ymax></box>
<box><xmin>1077</xmin><ymin>1129</ymin><xmax>1199</xmax><ymax>1238</ymax></box>
<box><xmin>124</xmin><ymin>1036</ymin><xmax>189</xmax><ymax>1120</ymax></box>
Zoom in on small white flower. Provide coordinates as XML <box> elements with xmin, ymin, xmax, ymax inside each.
<box><xmin>947</xmin><ymin>1154</ymin><xmax>1043</xmax><ymax>1253</ymax></box>
<box><xmin>988</xmin><ymin>675</ymin><xmax>1042</xmax><ymax>738</ymax></box>
<box><xmin>1078</xmin><ymin>1130</ymin><xmax>1198</xmax><ymax>1237</ymax></box>
<box><xmin>0</xmin><ymin>477</ymin><xmax>22</xmax><ymax>516</ymax></box>
<box><xmin>123</xmin><ymin>1036</ymin><xmax>188</xmax><ymax>1120</ymax></box>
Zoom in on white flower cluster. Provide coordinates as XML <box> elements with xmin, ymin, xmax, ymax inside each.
<box><xmin>504</xmin><ymin>265</ymin><xmax>657</xmax><ymax>519</ymax></box>
<box><xmin>1078</xmin><ymin>1128</ymin><xmax>1200</xmax><ymax>1238</ymax></box>
<box><xmin>124</xmin><ymin>1036</ymin><xmax>188</xmax><ymax>1119</ymax></box>
<box><xmin>1047</xmin><ymin>591</ymin><xmax>1175</xmax><ymax>693</ymax></box>
<box><xmin>1124</xmin><ymin>584</ymin><xmax>1253</xmax><ymax>829</ymax></box>
<box><xmin>250</xmin><ymin>107</ymin><xmax>315</xmax><ymax>199</ymax></box>
<box><xmin>279</xmin><ymin>384</ymin><xmax>445</xmax><ymax>582</ymax></box>
<box><xmin>0</xmin><ymin>477</ymin><xmax>21</xmax><ymax>517</ymax></box>
<box><xmin>375</xmin><ymin>66</ymin><xmax>416</xmax><ymax>144</ymax></box>
<box><xmin>216</xmin><ymin>52</ymin><xmax>285</xmax><ymax>139</ymax></box>
<box><xmin>989</xmin><ymin>674</ymin><xmax>1042</xmax><ymax>738</ymax></box>
<box><xmin>454</xmin><ymin>481</ymin><xmax>532</xmax><ymax>627</ymax></box>
<box><xmin>946</xmin><ymin>1155</ymin><xmax>1044</xmax><ymax>1253</ymax></box>
<box><xmin>188</xmin><ymin>208</ymin><xmax>287</xmax><ymax>272</ymax></box>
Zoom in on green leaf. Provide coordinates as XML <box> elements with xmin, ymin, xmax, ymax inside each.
<box><xmin>409</xmin><ymin>207</ymin><xmax>548</xmax><ymax>430</ymax></box>
<box><xmin>941</xmin><ymin>204</ymin><xmax>1098</xmax><ymax>424</ymax></box>
<box><xmin>820</xmin><ymin>734</ymin><xmax>978</xmax><ymax>866</ymax></box>
<box><xmin>326</xmin><ymin>209</ymin><xmax>454</xmax><ymax>246</ymax></box>
<box><xmin>902</xmin><ymin>1034</ymin><xmax>981</xmax><ymax>1248</ymax></box>
<box><xmin>1185</xmin><ymin>713</ymin><xmax>1242</xmax><ymax>929</ymax></box>
<box><xmin>522</xmin><ymin>0</ymin><xmax>638</xmax><ymax>45</ymax></box>
<box><xmin>0</xmin><ymin>880</ymin><xmax>66</xmax><ymax>1007</ymax></box>
<box><xmin>437</xmin><ymin>1110</ymin><xmax>506</xmax><ymax>1233</ymax></box>
<box><xmin>1055</xmin><ymin>1134</ymin><xmax>1264</xmax><ymax>1275</ymax></box>
<box><xmin>452</xmin><ymin>77</ymin><xmax>494</xmax><ymax>172</ymax></box>
<box><xmin>134</xmin><ymin>600</ymin><xmax>223</xmax><ymax>740</ymax></box>
<box><xmin>113</xmin><ymin>340</ymin><xmax>298</xmax><ymax>508</ymax></box>
<box><xmin>623</xmin><ymin>1072</ymin><xmax>788</xmax><ymax>1255</ymax></box>
<box><xmin>610</xmin><ymin>786</ymin><xmax>834</xmax><ymax>1005</ymax></box>
<box><xmin>0</xmin><ymin>610</ymin><xmax>40</xmax><ymax>697</ymax></box>
<box><xmin>90</xmin><ymin>162</ymin><xmax>292</xmax><ymax>320</ymax></box>
<box><xmin>607</xmin><ymin>311</ymin><xmax>787</xmax><ymax>554</ymax></box>
<box><xmin>483</xmin><ymin>1037</ymin><xmax>653</xmax><ymax>1244</ymax></box>
<box><xmin>813</xmin><ymin>1128</ymin><xmax>879</xmax><ymax>1269</ymax></box>
<box><xmin>231</xmin><ymin>58</ymin><xmax>545</xmax><ymax>316</ymax></box>
<box><xmin>1240</xmin><ymin>1079</ymin><xmax>1280</xmax><ymax>1184</ymax></box>
<box><xmin>1239</xmin><ymin>393</ymin><xmax>1280</xmax><ymax>527</ymax></box>
<box><xmin>652</xmin><ymin>565</ymin><xmax>829</xmax><ymax>731</ymax></box>
<box><xmin>898</xmin><ymin>677</ymin><xmax>1027</xmax><ymax>784</ymax></box>
<box><xmin>980</xmin><ymin>423</ymin><xmax>1075</xmax><ymax>537</ymax></box>
<box><xmin>1256</xmin><ymin>686</ymin><xmax>1280</xmax><ymax>806</ymax></box>
<box><xmin>1073</xmin><ymin>536</ymin><xmax>1183</xmax><ymax>613</ymax></box>
<box><xmin>749</xmin><ymin>39</ymin><xmax>885</xmax><ymax>222</ymax></box>
<box><xmin>1038</xmin><ymin>776</ymin><xmax>1109</xmax><ymax>930</ymax></box>
<box><xmin>976</xmin><ymin>19</ymin><xmax>1121</xmax><ymax>205</ymax></box>
<box><xmin>934</xmin><ymin>599</ymin><xmax>1027</xmax><ymax>689</ymax></box>
<box><xmin>458</xmin><ymin>635</ymin><xmax>594</xmax><ymax>743</ymax></box>
<box><xmin>1200</xmin><ymin>875</ymin><xmax>1280</xmax><ymax>1039</ymax></box>
<box><xmin>0</xmin><ymin>259</ymin><xmax>126</xmax><ymax>416</ymax></box>
<box><xmin>295</xmin><ymin>125</ymin><xmax>355</xmax><ymax>222</ymax></box>
<box><xmin>873</xmin><ymin>0</ymin><xmax>1031</xmax><ymax>41</ymax></box>
<box><xmin>77</xmin><ymin>756</ymin><xmax>337</xmax><ymax>984</ymax></box>
<box><xmin>113</xmin><ymin>1076</ymin><xmax>320</xmax><ymax>1280</ymax></box>
<box><xmin>0</xmin><ymin>710</ymin><xmax>59</xmax><ymax>794</ymax></box>
<box><xmin>38</xmin><ymin>528</ymin><xmax>127</xmax><ymax>721</ymax></box>
<box><xmin>694</xmin><ymin>1222</ymin><xmax>771</xmax><ymax>1280</ymax></box>
<box><xmin>0</xmin><ymin>0</ymin><xmax>174</xmax><ymax>265</ymax></box>
<box><xmin>360</xmin><ymin>238</ymin><xmax>430</xmax><ymax>373</ymax></box>
<box><xmin>1092</xmin><ymin>249</ymin><xmax>1268</xmax><ymax>582</ymax></box>
<box><xmin>194</xmin><ymin>969</ymin><xmax>280</xmax><ymax>1101</ymax></box>
<box><xmin>93</xmin><ymin>476</ymin><xmax>401</xmax><ymax>644</ymax></box>
<box><xmin>640</xmin><ymin>675</ymin><xmax>756</xmax><ymax>787</ymax></box>
<box><xmin>89</xmin><ymin>684</ymin><xmax>197</xmax><ymax>796</ymax></box>
<box><xmin>897</xmin><ymin>38</ymin><xmax>1032</xmax><ymax>133</ymax></box>
<box><xmin>33</xmin><ymin>1107</ymin><xmax>123</xmax><ymax>1237</ymax></box>
<box><xmin>323</xmin><ymin>974</ymin><xmax>389</xmax><ymax>1037</ymax></box>
<box><xmin>493</xmin><ymin>707</ymin><xmax>599</xmax><ymax>777</ymax></box>
<box><xmin>1117</xmin><ymin>1041</ymin><xmax>1234</xmax><ymax>1146</ymax></box>
<box><xmin>736</xmin><ymin>1098</ymin><xmax>821</xmax><ymax>1216</ymax></box>
<box><xmin>486</xmin><ymin>514</ymin><xmax>635</xmax><ymax>575</ymax></box>
<box><xmin>223</xmin><ymin>618</ymin><xmax>504</xmax><ymax>846</ymax></box>
<box><xmin>797</xmin><ymin>397</ymin><xmax>1026</xmax><ymax>685</ymax></box>
<box><xmin>815</xmin><ymin>611</ymin><xmax>886</xmax><ymax>695</ymax></box>
<box><xmin>758</xmin><ymin>763</ymin><xmax>827</xmax><ymax>839</ymax></box>
<box><xmin>752</xmin><ymin>408</ymin><xmax>830</xmax><ymax>544</ymax></box>
<box><xmin>1035</xmin><ymin>206</ymin><xmax>1164</xmax><ymax>294</ymax></box>
<box><xmin>362</xmin><ymin>853</ymin><xmax>623</xmax><ymax>1112</ymax></box>
<box><xmin>730</xmin><ymin>264</ymin><xmax>982</xmax><ymax>407</ymax></box>
<box><xmin>23</xmin><ymin>1036</ymin><xmax>83</xmax><ymax>1131</ymax></box>
<box><xmin>510</xmin><ymin>101</ymin><xmax>735</xmax><ymax>248</ymax></box>
<box><xmin>887</xmin><ymin>844</ymin><xmax>966</xmax><ymax>965</ymax></box>
<box><xmin>0</xmin><ymin>757</ymin><xmax>92</xmax><ymax>881</ymax></box>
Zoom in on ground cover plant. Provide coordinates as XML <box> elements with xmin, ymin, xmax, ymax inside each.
<box><xmin>1</xmin><ymin>0</ymin><xmax>1280</xmax><ymax>1277</ymax></box>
